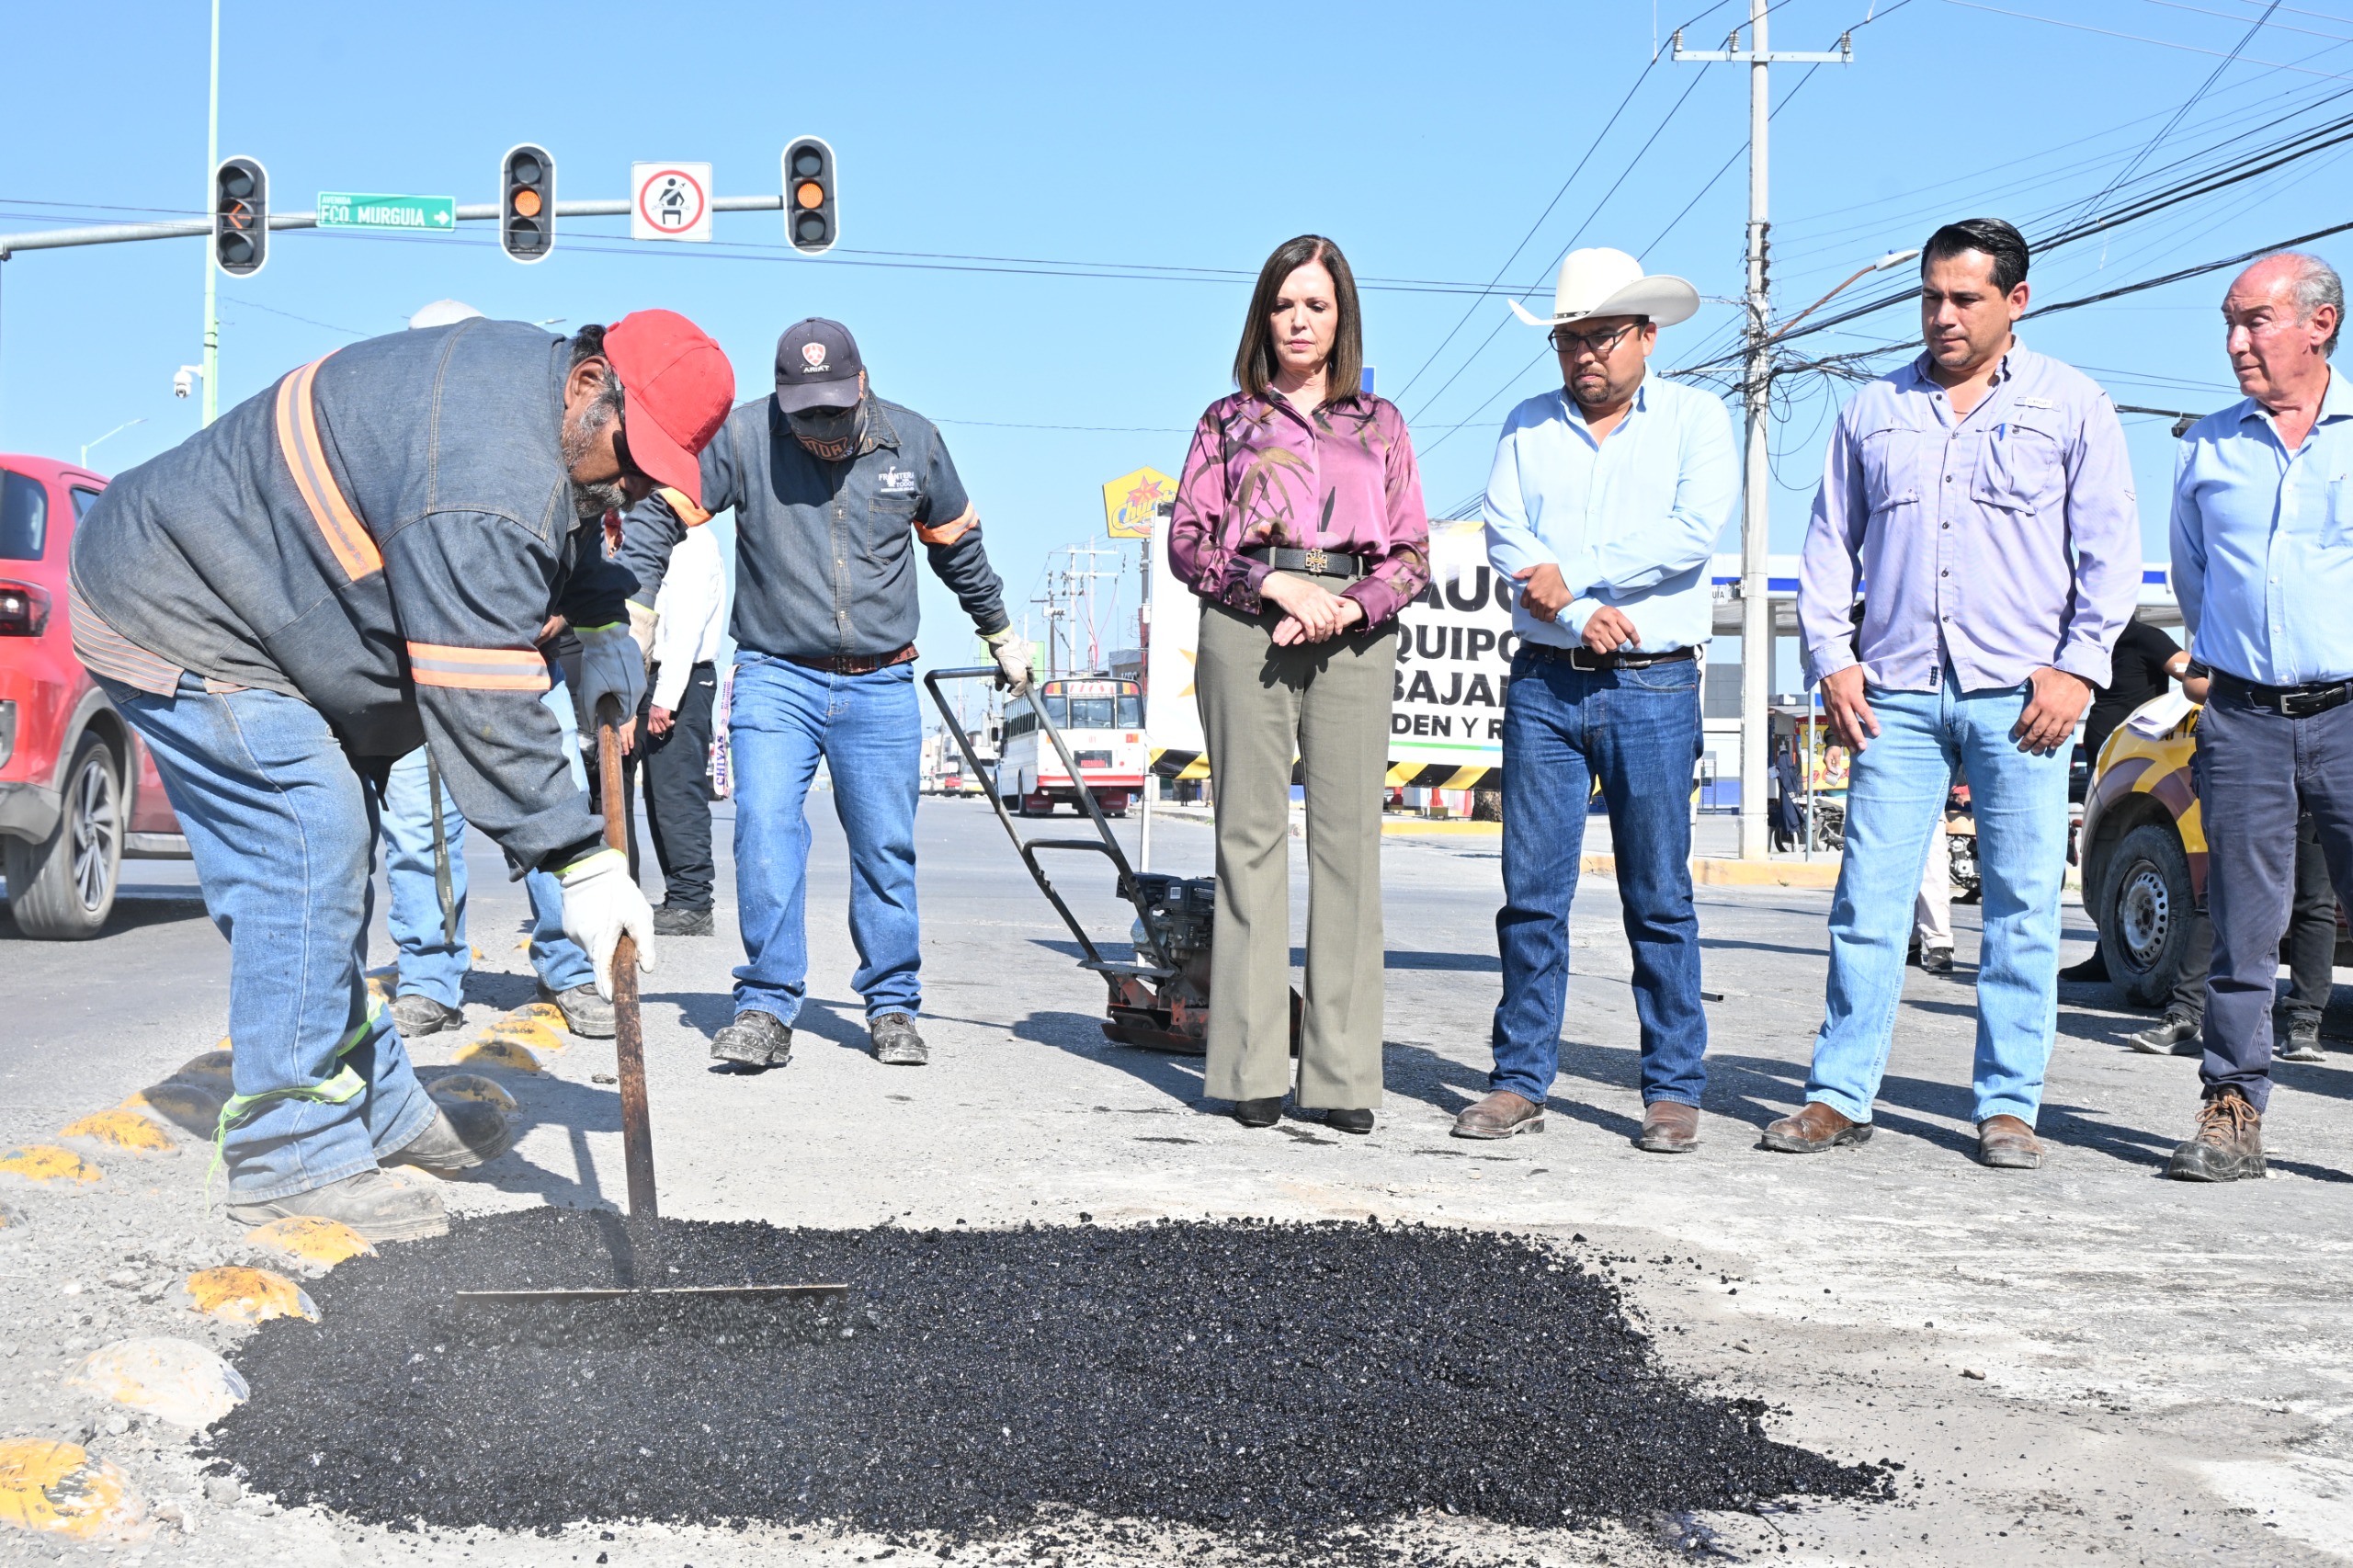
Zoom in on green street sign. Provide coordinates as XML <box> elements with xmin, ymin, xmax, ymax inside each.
<box><xmin>316</xmin><ymin>192</ymin><xmax>456</xmax><ymax>233</ymax></box>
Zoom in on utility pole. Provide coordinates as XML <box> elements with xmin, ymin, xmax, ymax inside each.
<box><xmin>1676</xmin><ymin>6</ymin><xmax>1852</xmax><ymax>859</ymax></box>
<box><xmin>200</xmin><ymin>0</ymin><xmax>221</xmax><ymax>426</ymax></box>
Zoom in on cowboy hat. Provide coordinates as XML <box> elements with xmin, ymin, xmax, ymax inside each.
<box><xmin>1508</xmin><ymin>247</ymin><xmax>1699</xmax><ymax>330</ymax></box>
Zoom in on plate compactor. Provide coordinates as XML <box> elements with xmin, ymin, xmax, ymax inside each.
<box><xmin>926</xmin><ymin>668</ymin><xmax>1299</xmax><ymax>1056</ymax></box>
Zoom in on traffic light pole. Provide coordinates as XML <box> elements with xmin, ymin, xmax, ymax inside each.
<box><xmin>1675</xmin><ymin>7</ymin><xmax>1852</xmax><ymax>859</ymax></box>
<box><xmin>200</xmin><ymin>0</ymin><xmax>221</xmax><ymax>426</ymax></box>
<box><xmin>0</xmin><ymin>195</ymin><xmax>787</xmax><ymax>259</ymax></box>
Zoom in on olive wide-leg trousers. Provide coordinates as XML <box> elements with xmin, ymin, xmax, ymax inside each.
<box><xmin>1194</xmin><ymin>597</ymin><xmax>1397</xmax><ymax>1111</ymax></box>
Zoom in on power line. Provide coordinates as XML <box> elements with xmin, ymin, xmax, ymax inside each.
<box><xmin>2073</xmin><ymin>0</ymin><xmax>2283</xmax><ymax>225</ymax></box>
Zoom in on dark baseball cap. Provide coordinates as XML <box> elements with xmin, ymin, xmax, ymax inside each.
<box><xmin>773</xmin><ymin>317</ymin><xmax>863</xmax><ymax>412</ymax></box>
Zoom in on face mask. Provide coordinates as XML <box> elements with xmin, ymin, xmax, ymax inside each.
<box><xmin>789</xmin><ymin>402</ymin><xmax>861</xmax><ymax>460</ymax></box>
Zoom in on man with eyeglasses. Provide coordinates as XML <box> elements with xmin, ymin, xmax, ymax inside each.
<box><xmin>1454</xmin><ymin>248</ymin><xmax>1736</xmax><ymax>1153</ymax></box>
<box><xmin>1773</xmin><ymin>218</ymin><xmax>2138</xmax><ymax>1169</ymax></box>
<box><xmin>620</xmin><ymin>319</ymin><xmax>1032</xmax><ymax>1074</ymax></box>
<box><xmin>68</xmin><ymin>312</ymin><xmax>733</xmax><ymax>1239</ymax></box>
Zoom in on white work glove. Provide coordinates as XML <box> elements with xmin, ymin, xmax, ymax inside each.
<box><xmin>559</xmin><ymin>848</ymin><xmax>657</xmax><ymax>1000</ymax></box>
<box><xmin>573</xmin><ymin>622</ymin><xmax>646</xmax><ymax>731</ymax></box>
<box><xmin>985</xmin><ymin>628</ymin><xmax>1034</xmax><ymax>692</ymax></box>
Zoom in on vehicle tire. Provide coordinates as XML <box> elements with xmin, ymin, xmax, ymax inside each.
<box><xmin>4</xmin><ymin>732</ymin><xmax>123</xmax><ymax>939</ymax></box>
<box><xmin>2097</xmin><ymin>822</ymin><xmax>2195</xmax><ymax>1009</ymax></box>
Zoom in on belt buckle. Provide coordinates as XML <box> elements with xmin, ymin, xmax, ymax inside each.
<box><xmin>2282</xmin><ymin>687</ymin><xmax>2334</xmax><ymax>719</ymax></box>
<box><xmin>1302</xmin><ymin>547</ymin><xmax>1329</xmax><ymax>576</ymax></box>
<box><xmin>1566</xmin><ymin>645</ymin><xmax>1602</xmax><ymax>672</ymax></box>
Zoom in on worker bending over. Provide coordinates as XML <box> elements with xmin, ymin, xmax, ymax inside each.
<box><xmin>69</xmin><ymin>312</ymin><xmax>732</xmax><ymax>1240</ymax></box>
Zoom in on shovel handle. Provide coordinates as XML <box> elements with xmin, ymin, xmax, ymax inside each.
<box><xmin>596</xmin><ymin>695</ymin><xmax>659</xmax><ymax>1222</ymax></box>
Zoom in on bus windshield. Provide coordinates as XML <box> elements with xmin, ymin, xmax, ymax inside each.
<box><xmin>1044</xmin><ymin>693</ymin><xmax>1142</xmax><ymax>730</ymax></box>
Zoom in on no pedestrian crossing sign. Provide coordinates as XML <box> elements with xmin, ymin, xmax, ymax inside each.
<box><xmin>316</xmin><ymin>192</ymin><xmax>456</xmax><ymax>232</ymax></box>
<box><xmin>631</xmin><ymin>163</ymin><xmax>712</xmax><ymax>242</ymax></box>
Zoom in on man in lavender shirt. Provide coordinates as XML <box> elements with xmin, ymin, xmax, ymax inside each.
<box><xmin>1767</xmin><ymin>218</ymin><xmax>2140</xmax><ymax>1169</ymax></box>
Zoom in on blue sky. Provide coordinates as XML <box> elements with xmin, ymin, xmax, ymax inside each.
<box><xmin>3</xmin><ymin>0</ymin><xmax>2337</xmax><ymax>668</ymax></box>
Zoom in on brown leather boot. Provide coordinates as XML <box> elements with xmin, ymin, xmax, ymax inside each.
<box><xmin>1452</xmin><ymin>1090</ymin><xmax>1544</xmax><ymax>1140</ymax></box>
<box><xmin>1975</xmin><ymin>1114</ymin><xmax>2045</xmax><ymax>1169</ymax></box>
<box><xmin>1759</xmin><ymin>1100</ymin><xmax>1872</xmax><ymax>1153</ymax></box>
<box><xmin>2165</xmin><ymin>1086</ymin><xmax>2265</xmax><ymax>1182</ymax></box>
<box><xmin>1636</xmin><ymin>1100</ymin><xmax>1700</xmax><ymax>1153</ymax></box>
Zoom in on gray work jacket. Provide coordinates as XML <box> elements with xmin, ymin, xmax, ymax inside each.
<box><xmin>620</xmin><ymin>395</ymin><xmax>1008</xmax><ymax>660</ymax></box>
<box><xmin>70</xmin><ymin>320</ymin><xmax>627</xmax><ymax>872</ymax></box>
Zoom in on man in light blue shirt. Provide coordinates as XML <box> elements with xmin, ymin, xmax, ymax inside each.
<box><xmin>1771</xmin><ymin>219</ymin><xmax>2137</xmax><ymax>1172</ymax></box>
<box><xmin>2163</xmin><ymin>250</ymin><xmax>2353</xmax><ymax>1183</ymax></box>
<box><xmin>1454</xmin><ymin>248</ymin><xmax>1736</xmax><ymax>1153</ymax></box>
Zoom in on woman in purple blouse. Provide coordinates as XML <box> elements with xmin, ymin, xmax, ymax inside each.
<box><xmin>1167</xmin><ymin>233</ymin><xmax>1431</xmax><ymax>1134</ymax></box>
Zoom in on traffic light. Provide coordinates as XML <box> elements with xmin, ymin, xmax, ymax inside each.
<box><xmin>501</xmin><ymin>143</ymin><xmax>556</xmax><ymax>264</ymax></box>
<box><xmin>782</xmin><ymin>137</ymin><xmax>837</xmax><ymax>256</ymax></box>
<box><xmin>212</xmin><ymin>156</ymin><xmax>267</xmax><ymax>278</ymax></box>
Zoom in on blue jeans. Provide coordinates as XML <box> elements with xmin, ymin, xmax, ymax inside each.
<box><xmin>98</xmin><ymin>675</ymin><xmax>437</xmax><ymax>1200</ymax></box>
<box><xmin>728</xmin><ymin>653</ymin><xmax>922</xmax><ymax>1023</ymax></box>
<box><xmin>1489</xmin><ymin>652</ymin><xmax>1709</xmax><ymax>1108</ymax></box>
<box><xmin>376</xmin><ymin>679</ymin><xmax>592</xmax><ymax>1005</ymax></box>
<box><xmin>1806</xmin><ymin>674</ymin><xmax>2070</xmax><ymax>1127</ymax></box>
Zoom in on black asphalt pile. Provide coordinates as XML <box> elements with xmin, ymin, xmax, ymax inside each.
<box><xmin>208</xmin><ymin>1210</ymin><xmax>1882</xmax><ymax>1549</ymax></box>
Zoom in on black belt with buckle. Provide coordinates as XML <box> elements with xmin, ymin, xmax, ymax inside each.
<box><xmin>1521</xmin><ymin>642</ymin><xmax>1699</xmax><ymax>673</ymax></box>
<box><xmin>784</xmin><ymin>643</ymin><xmax>919</xmax><ymax>676</ymax></box>
<box><xmin>2215</xmin><ymin>669</ymin><xmax>2353</xmax><ymax>718</ymax></box>
<box><xmin>1242</xmin><ymin>545</ymin><xmax>1367</xmax><ymax>580</ymax></box>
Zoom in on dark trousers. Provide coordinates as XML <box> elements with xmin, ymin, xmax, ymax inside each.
<box><xmin>2197</xmin><ymin>683</ymin><xmax>2353</xmax><ymax>1110</ymax></box>
<box><xmin>2169</xmin><ymin>812</ymin><xmax>2336</xmax><ymax>1023</ymax></box>
<box><xmin>642</xmin><ymin>662</ymin><xmax>718</xmax><ymax>910</ymax></box>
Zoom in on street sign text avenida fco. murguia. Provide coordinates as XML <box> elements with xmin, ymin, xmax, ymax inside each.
<box><xmin>315</xmin><ymin>192</ymin><xmax>456</xmax><ymax>232</ymax></box>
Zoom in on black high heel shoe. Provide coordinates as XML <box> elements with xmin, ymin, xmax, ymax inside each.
<box><xmin>1232</xmin><ymin>1096</ymin><xmax>1284</xmax><ymax>1128</ymax></box>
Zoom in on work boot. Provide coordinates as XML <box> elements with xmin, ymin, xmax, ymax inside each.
<box><xmin>225</xmin><ymin>1167</ymin><xmax>448</xmax><ymax>1244</ymax></box>
<box><xmin>711</xmin><ymin>1010</ymin><xmax>791</xmax><ymax>1071</ymax></box>
<box><xmin>2278</xmin><ymin>1015</ymin><xmax>2326</xmax><ymax>1064</ymax></box>
<box><xmin>1637</xmin><ymin>1100</ymin><xmax>1701</xmax><ymax>1153</ymax></box>
<box><xmin>870</xmin><ymin>1012</ymin><xmax>928</xmax><ymax>1066</ymax></box>
<box><xmin>388</xmin><ymin>993</ymin><xmax>465</xmax><ymax>1039</ymax></box>
<box><xmin>536</xmin><ymin>982</ymin><xmax>615</xmax><ymax>1040</ymax></box>
<box><xmin>1452</xmin><ymin>1090</ymin><xmax>1545</xmax><ymax>1140</ymax></box>
<box><xmin>1917</xmin><ymin>945</ymin><xmax>1954</xmax><ymax>977</ymax></box>
<box><xmin>385</xmin><ymin>1101</ymin><xmax>517</xmax><ymax>1176</ymax></box>
<box><xmin>2127</xmin><ymin>1011</ymin><xmax>2201</xmax><ymax>1056</ymax></box>
<box><xmin>1976</xmin><ymin>1114</ymin><xmax>2045</xmax><ymax>1169</ymax></box>
<box><xmin>653</xmin><ymin>903</ymin><xmax>714</xmax><ymax>937</ymax></box>
<box><xmin>1759</xmin><ymin>1101</ymin><xmax>1872</xmax><ymax>1153</ymax></box>
<box><xmin>2165</xmin><ymin>1086</ymin><xmax>2266</xmax><ymax>1183</ymax></box>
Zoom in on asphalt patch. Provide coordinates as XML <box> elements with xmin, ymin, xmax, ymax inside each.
<box><xmin>208</xmin><ymin>1210</ymin><xmax>1881</xmax><ymax>1549</ymax></box>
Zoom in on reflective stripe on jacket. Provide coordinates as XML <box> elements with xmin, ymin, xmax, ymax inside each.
<box><xmin>69</xmin><ymin>319</ymin><xmax>626</xmax><ymax>872</ymax></box>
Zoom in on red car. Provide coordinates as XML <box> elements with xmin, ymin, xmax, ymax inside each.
<box><xmin>1</xmin><ymin>453</ymin><xmax>188</xmax><ymax>937</ymax></box>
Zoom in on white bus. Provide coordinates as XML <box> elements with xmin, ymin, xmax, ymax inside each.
<box><xmin>999</xmin><ymin>676</ymin><xmax>1147</xmax><ymax>817</ymax></box>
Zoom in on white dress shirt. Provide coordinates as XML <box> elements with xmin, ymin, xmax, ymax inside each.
<box><xmin>648</xmin><ymin>523</ymin><xmax>726</xmax><ymax>712</ymax></box>
<box><xmin>1481</xmin><ymin>374</ymin><xmax>1738</xmax><ymax>652</ymax></box>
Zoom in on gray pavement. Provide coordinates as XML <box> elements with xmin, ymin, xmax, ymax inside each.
<box><xmin>3</xmin><ymin>791</ymin><xmax>2351</xmax><ymax>1564</ymax></box>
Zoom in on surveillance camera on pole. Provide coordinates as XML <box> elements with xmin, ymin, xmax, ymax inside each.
<box><xmin>782</xmin><ymin>137</ymin><xmax>837</xmax><ymax>256</ymax></box>
<box><xmin>212</xmin><ymin>156</ymin><xmax>267</xmax><ymax>278</ymax></box>
<box><xmin>174</xmin><ymin>366</ymin><xmax>203</xmax><ymax>400</ymax></box>
<box><xmin>501</xmin><ymin>143</ymin><xmax>555</xmax><ymax>264</ymax></box>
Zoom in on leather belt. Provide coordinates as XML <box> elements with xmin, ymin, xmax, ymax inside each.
<box><xmin>2214</xmin><ymin>668</ymin><xmax>2353</xmax><ymax>719</ymax></box>
<box><xmin>1242</xmin><ymin>545</ymin><xmax>1366</xmax><ymax>580</ymax></box>
<box><xmin>1520</xmin><ymin>642</ymin><xmax>1698</xmax><ymax>673</ymax></box>
<box><xmin>784</xmin><ymin>643</ymin><xmax>918</xmax><ymax>676</ymax></box>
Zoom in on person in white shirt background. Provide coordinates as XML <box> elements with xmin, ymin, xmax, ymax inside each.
<box><xmin>635</xmin><ymin>497</ymin><xmax>730</xmax><ymax>937</ymax></box>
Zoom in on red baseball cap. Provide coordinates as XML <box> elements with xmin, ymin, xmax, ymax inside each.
<box><xmin>601</xmin><ymin>310</ymin><xmax>733</xmax><ymax>507</ymax></box>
